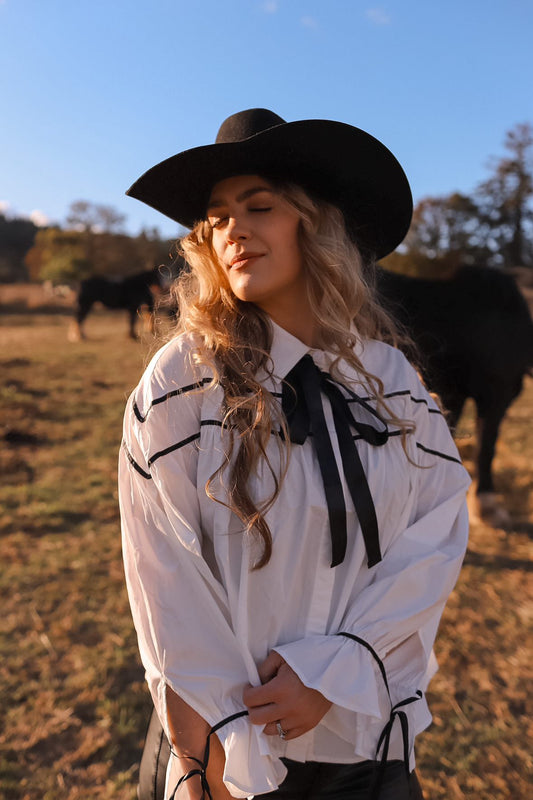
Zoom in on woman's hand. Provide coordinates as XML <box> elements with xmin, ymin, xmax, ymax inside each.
<box><xmin>242</xmin><ymin>651</ymin><xmax>332</xmax><ymax>741</ymax></box>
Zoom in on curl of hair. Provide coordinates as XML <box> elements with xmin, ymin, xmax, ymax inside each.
<box><xmin>172</xmin><ymin>181</ymin><xmax>417</xmax><ymax>568</ymax></box>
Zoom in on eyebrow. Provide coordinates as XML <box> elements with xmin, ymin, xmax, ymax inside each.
<box><xmin>207</xmin><ymin>185</ymin><xmax>273</xmax><ymax>212</ymax></box>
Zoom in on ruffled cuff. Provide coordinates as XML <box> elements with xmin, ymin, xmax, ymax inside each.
<box><xmin>273</xmin><ymin>634</ymin><xmax>387</xmax><ymax>720</ymax></box>
<box><xmin>273</xmin><ymin>634</ymin><xmax>430</xmax><ymax>772</ymax></box>
<box><xmin>150</xmin><ymin>671</ymin><xmax>286</xmax><ymax>798</ymax></box>
<box><xmin>220</xmin><ymin>715</ymin><xmax>287</xmax><ymax>797</ymax></box>
<box><xmin>320</xmin><ymin>690</ymin><xmax>432</xmax><ymax>769</ymax></box>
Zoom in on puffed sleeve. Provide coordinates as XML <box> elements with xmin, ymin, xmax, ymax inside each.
<box><xmin>118</xmin><ymin>338</ymin><xmax>287</xmax><ymax>797</ymax></box>
<box><xmin>273</xmin><ymin>357</ymin><xmax>470</xmax><ymax>764</ymax></box>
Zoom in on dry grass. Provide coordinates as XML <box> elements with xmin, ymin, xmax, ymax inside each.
<box><xmin>0</xmin><ymin>301</ymin><xmax>531</xmax><ymax>800</ymax></box>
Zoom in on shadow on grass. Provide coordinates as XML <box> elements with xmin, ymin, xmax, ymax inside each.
<box><xmin>4</xmin><ymin>429</ymin><xmax>47</xmax><ymax>445</ymax></box>
<box><xmin>0</xmin><ymin>750</ymin><xmax>27</xmax><ymax>800</ymax></box>
<box><xmin>1</xmin><ymin>358</ymin><xmax>31</xmax><ymax>368</ymax></box>
<box><xmin>510</xmin><ymin>521</ymin><xmax>533</xmax><ymax>537</ymax></box>
<box><xmin>1</xmin><ymin>511</ymin><xmax>92</xmax><ymax>537</ymax></box>
<box><xmin>105</xmin><ymin>666</ymin><xmax>152</xmax><ymax>775</ymax></box>
<box><xmin>464</xmin><ymin>548</ymin><xmax>533</xmax><ymax>572</ymax></box>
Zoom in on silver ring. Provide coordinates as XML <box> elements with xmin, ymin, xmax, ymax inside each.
<box><xmin>276</xmin><ymin>721</ymin><xmax>287</xmax><ymax>740</ymax></box>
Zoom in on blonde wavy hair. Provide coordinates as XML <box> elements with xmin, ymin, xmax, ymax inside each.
<box><xmin>172</xmin><ymin>180</ymin><xmax>416</xmax><ymax>568</ymax></box>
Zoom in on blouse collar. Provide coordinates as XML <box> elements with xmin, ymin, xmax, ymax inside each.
<box><xmin>268</xmin><ymin>318</ymin><xmax>336</xmax><ymax>379</ymax></box>
<box><xmin>267</xmin><ymin>317</ymin><xmax>365</xmax><ymax>380</ymax></box>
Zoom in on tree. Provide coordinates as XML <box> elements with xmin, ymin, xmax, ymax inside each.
<box><xmin>476</xmin><ymin>122</ymin><xmax>533</xmax><ymax>268</ymax></box>
<box><xmin>25</xmin><ymin>228</ymin><xmax>92</xmax><ymax>284</ymax></box>
<box><xmin>382</xmin><ymin>122</ymin><xmax>533</xmax><ymax>277</ymax></box>
<box><xmin>409</xmin><ymin>192</ymin><xmax>485</xmax><ymax>261</ymax></box>
<box><xmin>87</xmin><ymin>229</ymin><xmax>175</xmax><ymax>278</ymax></box>
<box><xmin>25</xmin><ymin>219</ymin><xmax>176</xmax><ymax>284</ymax></box>
<box><xmin>381</xmin><ymin>192</ymin><xmax>487</xmax><ymax>278</ymax></box>
<box><xmin>65</xmin><ymin>200</ymin><xmax>126</xmax><ymax>233</ymax></box>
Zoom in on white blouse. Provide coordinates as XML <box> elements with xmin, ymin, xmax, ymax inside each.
<box><xmin>119</xmin><ymin>320</ymin><xmax>470</xmax><ymax>798</ymax></box>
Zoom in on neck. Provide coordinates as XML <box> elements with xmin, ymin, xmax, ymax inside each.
<box><xmin>262</xmin><ymin>306</ymin><xmax>317</xmax><ymax>347</ymax></box>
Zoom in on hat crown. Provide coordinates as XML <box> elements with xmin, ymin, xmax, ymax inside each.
<box><xmin>127</xmin><ymin>108</ymin><xmax>412</xmax><ymax>258</ymax></box>
<box><xmin>215</xmin><ymin>108</ymin><xmax>286</xmax><ymax>144</ymax></box>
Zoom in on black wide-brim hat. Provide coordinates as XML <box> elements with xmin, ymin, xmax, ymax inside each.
<box><xmin>126</xmin><ymin>108</ymin><xmax>413</xmax><ymax>259</ymax></box>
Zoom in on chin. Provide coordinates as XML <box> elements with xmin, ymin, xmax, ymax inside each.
<box><xmin>231</xmin><ymin>285</ymin><xmax>263</xmax><ymax>305</ymax></box>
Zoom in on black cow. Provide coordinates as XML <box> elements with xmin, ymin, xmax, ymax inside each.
<box><xmin>69</xmin><ymin>267</ymin><xmax>165</xmax><ymax>340</ymax></box>
<box><xmin>377</xmin><ymin>265</ymin><xmax>533</xmax><ymax>526</ymax></box>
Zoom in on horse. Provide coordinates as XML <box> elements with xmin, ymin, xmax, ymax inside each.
<box><xmin>377</xmin><ymin>264</ymin><xmax>533</xmax><ymax>527</ymax></box>
<box><xmin>69</xmin><ymin>267</ymin><xmax>165</xmax><ymax>340</ymax></box>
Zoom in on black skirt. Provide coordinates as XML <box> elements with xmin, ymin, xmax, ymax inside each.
<box><xmin>258</xmin><ymin>758</ymin><xmax>424</xmax><ymax>800</ymax></box>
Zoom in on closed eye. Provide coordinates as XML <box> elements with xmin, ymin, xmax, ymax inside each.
<box><xmin>208</xmin><ymin>207</ymin><xmax>272</xmax><ymax>228</ymax></box>
<box><xmin>208</xmin><ymin>217</ymin><xmax>228</xmax><ymax>229</ymax></box>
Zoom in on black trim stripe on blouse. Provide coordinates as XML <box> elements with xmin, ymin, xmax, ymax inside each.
<box><xmin>122</xmin><ymin>440</ymin><xmax>152</xmax><ymax>480</ymax></box>
<box><xmin>148</xmin><ymin>432</ymin><xmax>202</xmax><ymax>466</ymax></box>
<box><xmin>275</xmin><ymin>388</ymin><xmax>442</xmax><ymax>415</ymax></box>
<box><xmin>124</xmin><ymin>419</ymin><xmax>461</xmax><ymax>479</ymax></box>
<box><xmin>123</xmin><ymin>420</ymin><xmax>225</xmax><ymax>478</ymax></box>
<box><xmin>133</xmin><ymin>377</ymin><xmax>212</xmax><ymax>423</ymax></box>
<box><xmin>148</xmin><ymin>420</ymin><xmax>224</xmax><ymax>466</ymax></box>
<box><xmin>293</xmin><ymin>427</ymin><xmax>459</xmax><ymax>466</ymax></box>
<box><xmin>352</xmin><ymin>428</ymin><xmax>462</xmax><ymax>464</ymax></box>
<box><xmin>133</xmin><ymin>381</ymin><xmax>443</xmax><ymax>422</ymax></box>
<box><xmin>416</xmin><ymin>442</ymin><xmax>462</xmax><ymax>464</ymax></box>
<box><xmin>352</xmin><ymin>389</ymin><xmax>443</xmax><ymax>415</ymax></box>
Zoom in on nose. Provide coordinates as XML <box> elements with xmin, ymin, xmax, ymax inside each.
<box><xmin>226</xmin><ymin>215</ymin><xmax>250</xmax><ymax>243</ymax></box>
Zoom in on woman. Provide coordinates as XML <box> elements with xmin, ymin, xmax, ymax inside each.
<box><xmin>119</xmin><ymin>109</ymin><xmax>470</xmax><ymax>800</ymax></box>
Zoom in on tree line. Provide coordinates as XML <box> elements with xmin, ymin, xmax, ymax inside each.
<box><xmin>382</xmin><ymin>122</ymin><xmax>533</xmax><ymax>276</ymax></box>
<box><xmin>1</xmin><ymin>122</ymin><xmax>531</xmax><ymax>284</ymax></box>
<box><xmin>0</xmin><ymin>201</ymin><xmax>179</xmax><ymax>284</ymax></box>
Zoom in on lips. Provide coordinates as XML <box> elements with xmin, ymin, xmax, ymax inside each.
<box><xmin>230</xmin><ymin>252</ymin><xmax>263</xmax><ymax>268</ymax></box>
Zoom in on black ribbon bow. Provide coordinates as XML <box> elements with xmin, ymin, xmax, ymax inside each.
<box><xmin>281</xmin><ymin>354</ymin><xmax>389</xmax><ymax>568</ymax></box>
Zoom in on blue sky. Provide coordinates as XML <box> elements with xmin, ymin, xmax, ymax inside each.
<box><xmin>1</xmin><ymin>0</ymin><xmax>532</xmax><ymax>240</ymax></box>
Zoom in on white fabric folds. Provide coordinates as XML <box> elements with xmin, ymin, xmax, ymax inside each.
<box><xmin>119</xmin><ymin>320</ymin><xmax>470</xmax><ymax>797</ymax></box>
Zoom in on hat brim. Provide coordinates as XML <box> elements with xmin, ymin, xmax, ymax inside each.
<box><xmin>126</xmin><ymin>120</ymin><xmax>412</xmax><ymax>259</ymax></box>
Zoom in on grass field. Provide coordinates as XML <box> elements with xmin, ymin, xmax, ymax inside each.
<box><xmin>1</xmin><ymin>300</ymin><xmax>532</xmax><ymax>800</ymax></box>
